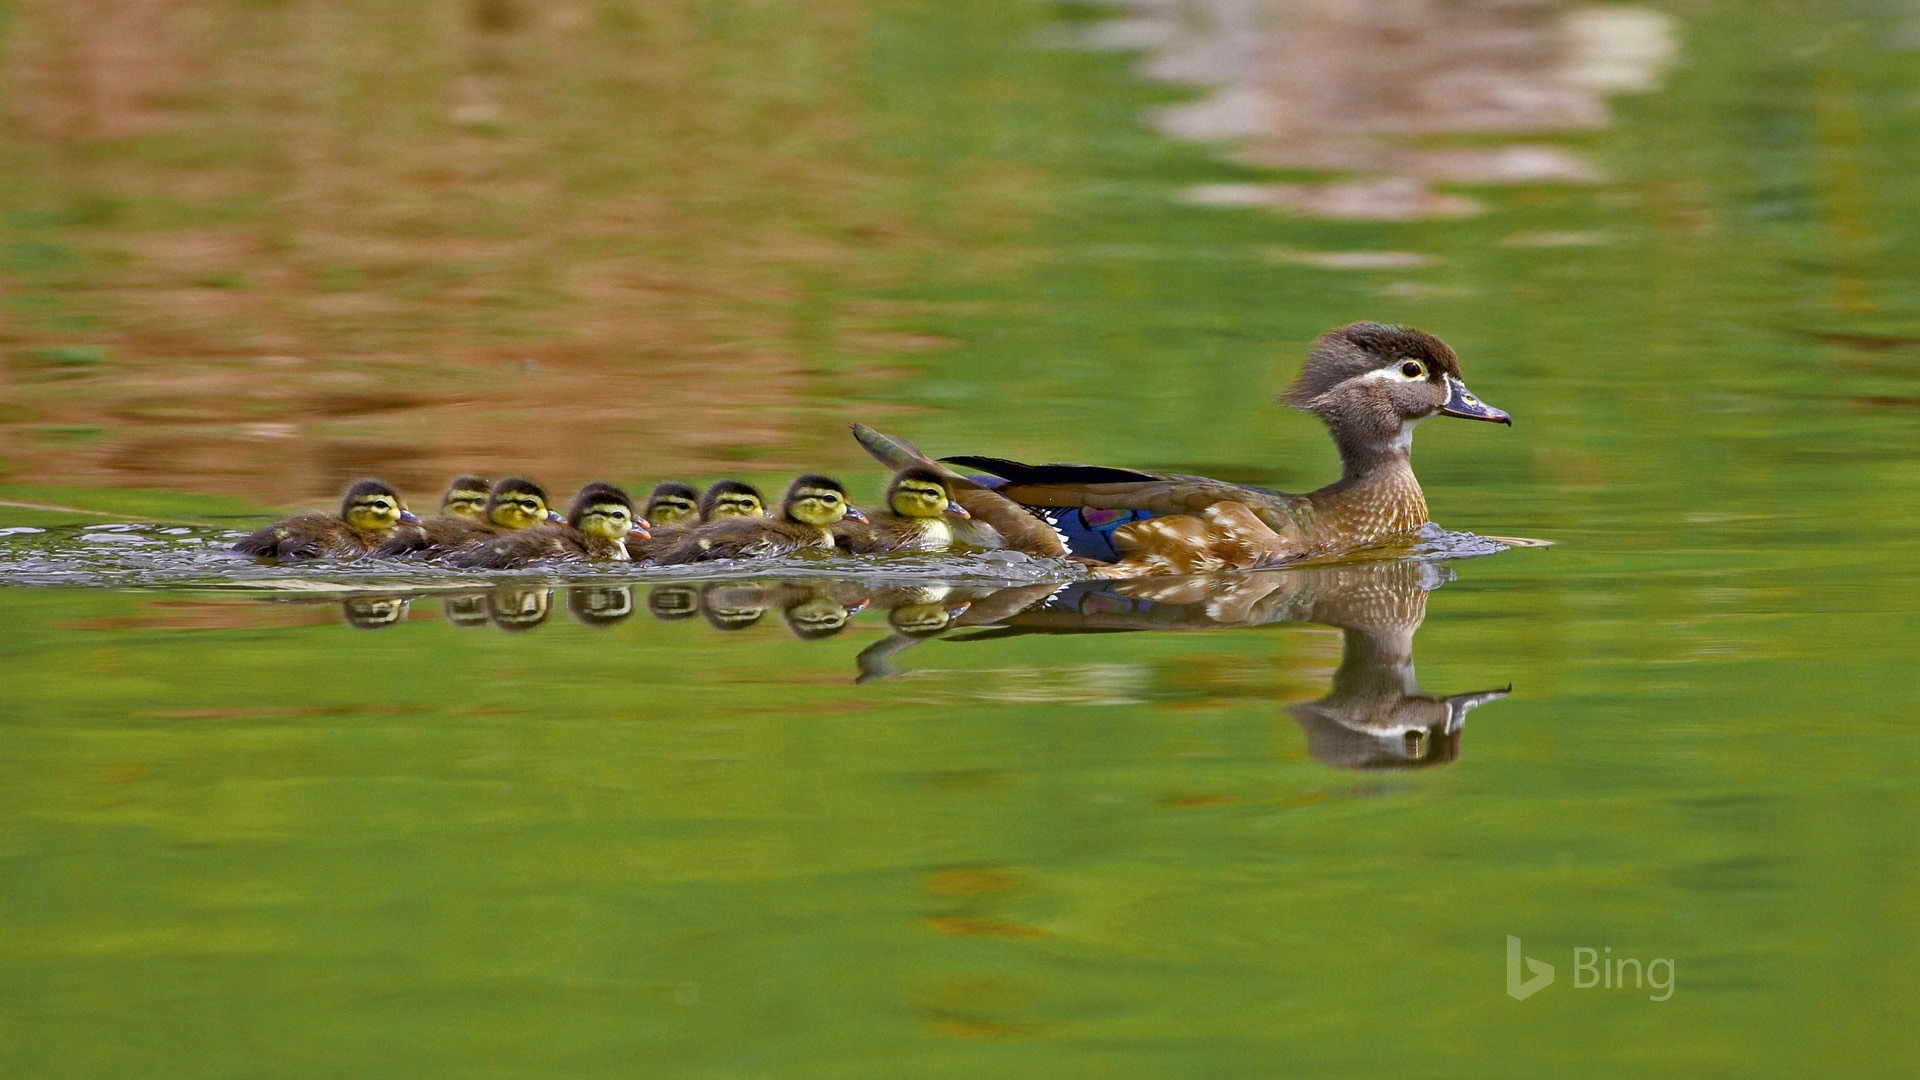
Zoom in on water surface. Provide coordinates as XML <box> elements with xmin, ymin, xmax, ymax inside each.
<box><xmin>3</xmin><ymin>1</ymin><xmax>1918</xmax><ymax>1076</ymax></box>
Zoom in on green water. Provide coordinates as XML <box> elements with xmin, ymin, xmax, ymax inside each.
<box><xmin>4</xmin><ymin>1</ymin><xmax>1920</xmax><ymax>1076</ymax></box>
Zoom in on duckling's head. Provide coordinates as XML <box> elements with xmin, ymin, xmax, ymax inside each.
<box><xmin>487</xmin><ymin>477</ymin><xmax>564</xmax><ymax>529</ymax></box>
<box><xmin>645</xmin><ymin>482</ymin><xmax>702</xmax><ymax>529</ymax></box>
<box><xmin>885</xmin><ymin>466</ymin><xmax>970</xmax><ymax>521</ymax></box>
<box><xmin>701</xmin><ymin>479</ymin><xmax>767</xmax><ymax>521</ymax></box>
<box><xmin>441</xmin><ymin>475</ymin><xmax>492</xmax><ymax>519</ymax></box>
<box><xmin>1285</xmin><ymin>323</ymin><xmax>1509</xmax><ymax>461</ymax></box>
<box><xmin>566</xmin><ymin>482</ymin><xmax>645</xmax><ymax>542</ymax></box>
<box><xmin>340</xmin><ymin>479</ymin><xmax>419</xmax><ymax>533</ymax></box>
<box><xmin>782</xmin><ymin>474</ymin><xmax>866</xmax><ymax>527</ymax></box>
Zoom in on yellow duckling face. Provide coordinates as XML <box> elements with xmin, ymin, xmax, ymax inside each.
<box><xmin>340</xmin><ymin>479</ymin><xmax>418</xmax><ymax>533</ymax></box>
<box><xmin>783</xmin><ymin>475</ymin><xmax>865</xmax><ymax>528</ymax></box>
<box><xmin>886</xmin><ymin>468</ymin><xmax>968</xmax><ymax>520</ymax></box>
<box><xmin>441</xmin><ymin>476</ymin><xmax>491</xmax><ymax>519</ymax></box>
<box><xmin>646</xmin><ymin>483</ymin><xmax>701</xmax><ymax>529</ymax></box>
<box><xmin>487</xmin><ymin>477</ymin><xmax>560</xmax><ymax>530</ymax></box>
<box><xmin>702</xmin><ymin>480</ymin><xmax>767</xmax><ymax>521</ymax></box>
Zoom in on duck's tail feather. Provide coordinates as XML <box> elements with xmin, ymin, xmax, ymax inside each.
<box><xmin>940</xmin><ymin>456</ymin><xmax>1159</xmax><ymax>486</ymax></box>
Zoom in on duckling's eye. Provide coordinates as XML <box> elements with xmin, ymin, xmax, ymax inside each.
<box><xmin>1400</xmin><ymin>361</ymin><xmax>1425</xmax><ymax>379</ymax></box>
<box><xmin>368</xmin><ymin>500</ymin><xmax>392</xmax><ymax>511</ymax></box>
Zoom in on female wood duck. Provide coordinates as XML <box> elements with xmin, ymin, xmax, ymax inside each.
<box><xmin>376</xmin><ymin>475</ymin><xmax>565</xmax><ymax>558</ymax></box>
<box><xmin>642</xmin><ymin>475</ymin><xmax>867</xmax><ymax>563</ymax></box>
<box><xmin>232</xmin><ymin>479</ymin><xmax>420</xmax><ymax>560</ymax></box>
<box><xmin>834</xmin><ymin>467</ymin><xmax>973</xmax><ymax>554</ymax></box>
<box><xmin>445</xmin><ymin>482</ymin><xmax>647</xmax><ymax>568</ymax></box>
<box><xmin>700</xmin><ymin>480</ymin><xmax>767</xmax><ymax>520</ymax></box>
<box><xmin>853</xmin><ymin>322</ymin><xmax>1508</xmax><ymax>576</ymax></box>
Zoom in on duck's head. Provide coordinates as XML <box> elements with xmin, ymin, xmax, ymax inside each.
<box><xmin>440</xmin><ymin>475</ymin><xmax>492</xmax><ymax>519</ymax></box>
<box><xmin>566</xmin><ymin>481</ymin><xmax>647</xmax><ymax>541</ymax></box>
<box><xmin>1285</xmin><ymin>323</ymin><xmax>1509</xmax><ymax>462</ymax></box>
<box><xmin>487</xmin><ymin>477</ymin><xmax>565</xmax><ymax>529</ymax></box>
<box><xmin>782</xmin><ymin>474</ymin><xmax>866</xmax><ymax>527</ymax></box>
<box><xmin>645</xmin><ymin>482</ymin><xmax>702</xmax><ymax>529</ymax></box>
<box><xmin>885</xmin><ymin>466</ymin><xmax>970</xmax><ymax>521</ymax></box>
<box><xmin>701</xmin><ymin>479</ymin><xmax>767</xmax><ymax>521</ymax></box>
<box><xmin>340</xmin><ymin>479</ymin><xmax>419</xmax><ymax>533</ymax></box>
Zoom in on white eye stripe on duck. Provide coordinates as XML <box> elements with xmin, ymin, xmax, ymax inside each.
<box><xmin>1355</xmin><ymin>361</ymin><xmax>1432</xmax><ymax>385</ymax></box>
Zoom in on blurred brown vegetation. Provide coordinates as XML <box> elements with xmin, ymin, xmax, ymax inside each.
<box><xmin>0</xmin><ymin>0</ymin><xmax>984</xmax><ymax>504</ymax></box>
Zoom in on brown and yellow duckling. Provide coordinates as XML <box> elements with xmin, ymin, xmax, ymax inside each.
<box><xmin>835</xmin><ymin>466</ymin><xmax>972</xmax><ymax>554</ymax></box>
<box><xmin>445</xmin><ymin>482</ymin><xmax>646</xmax><ymax>569</ymax></box>
<box><xmin>700</xmin><ymin>479</ymin><xmax>767</xmax><ymax>521</ymax></box>
<box><xmin>376</xmin><ymin>476</ymin><xmax>564</xmax><ymax>558</ymax></box>
<box><xmin>232</xmin><ymin>478</ymin><xmax>420</xmax><ymax>561</ymax></box>
<box><xmin>643</xmin><ymin>475</ymin><xmax>866</xmax><ymax>563</ymax></box>
<box><xmin>625</xmin><ymin>481</ymin><xmax>701</xmax><ymax>561</ymax></box>
<box><xmin>376</xmin><ymin>474</ymin><xmax>489</xmax><ymax>556</ymax></box>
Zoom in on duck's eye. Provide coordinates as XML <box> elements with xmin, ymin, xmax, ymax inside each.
<box><xmin>1400</xmin><ymin>361</ymin><xmax>1425</xmax><ymax>379</ymax></box>
<box><xmin>369</xmin><ymin>500</ymin><xmax>391</xmax><ymax>511</ymax></box>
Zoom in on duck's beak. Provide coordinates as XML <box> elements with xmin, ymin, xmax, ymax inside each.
<box><xmin>843</xmin><ymin>507</ymin><xmax>870</xmax><ymax>524</ymax></box>
<box><xmin>399</xmin><ymin>509</ymin><xmax>422</xmax><ymax>524</ymax></box>
<box><xmin>844</xmin><ymin>598</ymin><xmax>871</xmax><ymax>616</ymax></box>
<box><xmin>1439</xmin><ymin>376</ymin><xmax>1511</xmax><ymax>425</ymax></box>
<box><xmin>628</xmin><ymin>518</ymin><xmax>651</xmax><ymax>541</ymax></box>
<box><xmin>944</xmin><ymin>500</ymin><xmax>971</xmax><ymax>519</ymax></box>
<box><xmin>547</xmin><ymin>509</ymin><xmax>566</xmax><ymax>523</ymax></box>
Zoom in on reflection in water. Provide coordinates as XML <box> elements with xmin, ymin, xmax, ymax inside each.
<box><xmin>321</xmin><ymin>560</ymin><xmax>1509</xmax><ymax>769</ymax></box>
<box><xmin>566</xmin><ymin>586</ymin><xmax>634</xmax><ymax>628</ymax></box>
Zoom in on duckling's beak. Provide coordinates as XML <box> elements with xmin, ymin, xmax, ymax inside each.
<box><xmin>945</xmin><ymin>600</ymin><xmax>973</xmax><ymax>619</ymax></box>
<box><xmin>844</xmin><ymin>598</ymin><xmax>870</xmax><ymax>616</ymax></box>
<box><xmin>547</xmin><ymin>509</ymin><xmax>566</xmax><ymax>523</ymax></box>
<box><xmin>399</xmin><ymin>509</ymin><xmax>422</xmax><ymax>524</ymax></box>
<box><xmin>1439</xmin><ymin>376</ymin><xmax>1511</xmax><ymax>425</ymax></box>
<box><xmin>944</xmin><ymin>500</ymin><xmax>971</xmax><ymax>519</ymax></box>
<box><xmin>628</xmin><ymin>518</ymin><xmax>652</xmax><ymax>540</ymax></box>
<box><xmin>843</xmin><ymin>507</ymin><xmax>870</xmax><ymax>524</ymax></box>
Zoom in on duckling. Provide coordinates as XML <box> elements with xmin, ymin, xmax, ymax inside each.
<box><xmin>835</xmin><ymin>466</ymin><xmax>973</xmax><ymax>554</ymax></box>
<box><xmin>625</xmin><ymin>481</ymin><xmax>701</xmax><ymax>560</ymax></box>
<box><xmin>644</xmin><ymin>482</ymin><xmax>702</xmax><ymax>529</ymax></box>
<box><xmin>375</xmin><ymin>476</ymin><xmax>564</xmax><ymax>558</ymax></box>
<box><xmin>438</xmin><ymin>475</ymin><xmax>492</xmax><ymax>519</ymax></box>
<box><xmin>643</xmin><ymin>475</ymin><xmax>867</xmax><ymax>563</ymax></box>
<box><xmin>444</xmin><ymin>482</ymin><xmax>645</xmax><ymax>568</ymax></box>
<box><xmin>232</xmin><ymin>478</ymin><xmax>420</xmax><ymax>560</ymax></box>
<box><xmin>377</xmin><ymin>474</ymin><xmax>489</xmax><ymax>556</ymax></box>
<box><xmin>700</xmin><ymin>479</ymin><xmax>767</xmax><ymax>521</ymax></box>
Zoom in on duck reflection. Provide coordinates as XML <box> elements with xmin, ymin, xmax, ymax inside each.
<box><xmin>322</xmin><ymin>560</ymin><xmax>1507</xmax><ymax>768</ymax></box>
<box><xmin>854</xmin><ymin>561</ymin><xmax>1509</xmax><ymax>769</ymax></box>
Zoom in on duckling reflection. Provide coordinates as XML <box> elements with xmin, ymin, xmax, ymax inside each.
<box><xmin>341</xmin><ymin>594</ymin><xmax>411</xmax><ymax>630</ymax></box>
<box><xmin>647</xmin><ymin>585</ymin><xmax>700</xmax><ymax>622</ymax></box>
<box><xmin>699</xmin><ymin>582</ymin><xmax>769</xmax><ymax>631</ymax></box>
<box><xmin>442</xmin><ymin>591</ymin><xmax>492</xmax><ymax>628</ymax></box>
<box><xmin>566</xmin><ymin>585</ymin><xmax>635</xmax><ymax>627</ymax></box>
<box><xmin>487</xmin><ymin>586</ymin><xmax>553</xmax><ymax>632</ymax></box>
<box><xmin>855</xmin><ymin>560</ymin><xmax>1510</xmax><ymax>769</ymax></box>
<box><xmin>698</xmin><ymin>582</ymin><xmax>869</xmax><ymax>638</ymax></box>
